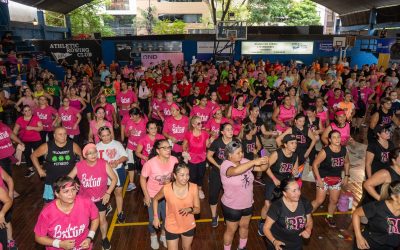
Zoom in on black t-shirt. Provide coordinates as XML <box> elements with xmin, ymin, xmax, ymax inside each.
<box><xmin>274</xmin><ymin>91</ymin><xmax>286</xmax><ymax>106</ymax></box>
<box><xmin>363</xmin><ymin>200</ymin><xmax>400</xmax><ymax>248</ymax></box>
<box><xmin>187</xmin><ymin>94</ymin><xmax>201</xmax><ymax>107</ymax></box>
<box><xmin>318</xmin><ymin>145</ymin><xmax>346</xmax><ymax>178</ymax></box>
<box><xmin>305</xmin><ymin>117</ymin><xmax>320</xmax><ymax>132</ymax></box>
<box><xmin>242</xmin><ymin>135</ymin><xmax>257</xmax><ymax>160</ymax></box>
<box><xmin>367</xmin><ymin>141</ymin><xmax>395</xmax><ymax>175</ymax></box>
<box><xmin>208</xmin><ymin>137</ymin><xmax>228</xmax><ymax>166</ymax></box>
<box><xmin>268</xmin><ymin>197</ymin><xmax>312</xmax><ymax>249</ymax></box>
<box><xmin>270</xmin><ymin>149</ymin><xmax>298</xmax><ymax>180</ymax></box>
<box><xmin>243</xmin><ymin>116</ymin><xmax>263</xmax><ymax>134</ymax></box>
<box><xmin>260</xmin><ymin>97</ymin><xmax>275</xmax><ymax>113</ymax></box>
<box><xmin>301</xmin><ymin>94</ymin><xmax>316</xmax><ymax>111</ymax></box>
<box><xmin>292</xmin><ymin>126</ymin><xmax>311</xmax><ymax>165</ymax></box>
<box><xmin>45</xmin><ymin>139</ymin><xmax>77</xmax><ymax>185</ymax></box>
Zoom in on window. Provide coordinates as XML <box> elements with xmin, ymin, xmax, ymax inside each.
<box><xmin>106</xmin><ymin>0</ymin><xmax>130</xmax><ymax>10</ymax></box>
<box><xmin>158</xmin><ymin>14</ymin><xmax>202</xmax><ymax>23</ymax></box>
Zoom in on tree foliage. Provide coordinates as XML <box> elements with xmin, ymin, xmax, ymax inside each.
<box><xmin>247</xmin><ymin>0</ymin><xmax>290</xmax><ymax>25</ymax></box>
<box><xmin>153</xmin><ymin>20</ymin><xmax>186</xmax><ymax>35</ymax></box>
<box><xmin>247</xmin><ymin>0</ymin><xmax>320</xmax><ymax>26</ymax></box>
<box><xmin>286</xmin><ymin>0</ymin><xmax>320</xmax><ymax>26</ymax></box>
<box><xmin>45</xmin><ymin>11</ymin><xmax>65</xmax><ymax>27</ymax></box>
<box><xmin>137</xmin><ymin>6</ymin><xmax>157</xmax><ymax>35</ymax></box>
<box><xmin>69</xmin><ymin>0</ymin><xmax>115</xmax><ymax>36</ymax></box>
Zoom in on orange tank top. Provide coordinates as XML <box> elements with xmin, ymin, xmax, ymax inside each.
<box><xmin>164</xmin><ymin>182</ymin><xmax>197</xmax><ymax>234</ymax></box>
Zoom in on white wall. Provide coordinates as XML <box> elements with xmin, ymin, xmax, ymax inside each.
<box><xmin>8</xmin><ymin>0</ymin><xmax>38</xmax><ymax>23</ymax></box>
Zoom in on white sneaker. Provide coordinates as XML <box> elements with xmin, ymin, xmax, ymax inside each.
<box><xmin>126</xmin><ymin>183</ymin><xmax>136</xmax><ymax>192</ymax></box>
<box><xmin>199</xmin><ymin>190</ymin><xmax>205</xmax><ymax>199</ymax></box>
<box><xmin>150</xmin><ymin>235</ymin><xmax>159</xmax><ymax>250</ymax></box>
<box><xmin>159</xmin><ymin>235</ymin><xmax>167</xmax><ymax>248</ymax></box>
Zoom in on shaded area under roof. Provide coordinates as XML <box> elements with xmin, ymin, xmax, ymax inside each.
<box><xmin>9</xmin><ymin>0</ymin><xmax>91</xmax><ymax>14</ymax></box>
<box><xmin>312</xmin><ymin>0</ymin><xmax>400</xmax><ymax>15</ymax></box>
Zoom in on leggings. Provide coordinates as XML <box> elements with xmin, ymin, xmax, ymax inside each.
<box><xmin>40</xmin><ymin>131</ymin><xmax>54</xmax><ymax>143</ymax></box>
<box><xmin>188</xmin><ymin>161</ymin><xmax>206</xmax><ymax>187</ymax></box>
<box><xmin>208</xmin><ymin>167</ymin><xmax>222</xmax><ymax>206</ymax></box>
<box><xmin>23</xmin><ymin>140</ymin><xmax>42</xmax><ymax>167</ymax></box>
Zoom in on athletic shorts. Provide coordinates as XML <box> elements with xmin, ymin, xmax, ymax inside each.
<box><xmin>95</xmin><ymin>200</ymin><xmax>107</xmax><ymax>212</ymax></box>
<box><xmin>165</xmin><ymin>228</ymin><xmax>196</xmax><ymax>240</ymax></box>
<box><xmin>43</xmin><ymin>184</ymin><xmax>55</xmax><ymax>201</ymax></box>
<box><xmin>318</xmin><ymin>177</ymin><xmax>342</xmax><ymax>191</ymax></box>
<box><xmin>114</xmin><ymin>167</ymin><xmax>126</xmax><ymax>187</ymax></box>
<box><xmin>221</xmin><ymin>203</ymin><xmax>253</xmax><ymax>222</ymax></box>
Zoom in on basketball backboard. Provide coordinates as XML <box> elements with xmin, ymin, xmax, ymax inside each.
<box><xmin>216</xmin><ymin>21</ymin><xmax>247</xmax><ymax>41</ymax></box>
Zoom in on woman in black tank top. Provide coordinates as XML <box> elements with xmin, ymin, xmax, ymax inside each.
<box><xmin>364</xmin><ymin>148</ymin><xmax>400</xmax><ymax>202</ymax></box>
<box><xmin>240</xmin><ymin>122</ymin><xmax>262</xmax><ymax>161</ymax></box>
<box><xmin>311</xmin><ymin>130</ymin><xmax>350</xmax><ymax>228</ymax></box>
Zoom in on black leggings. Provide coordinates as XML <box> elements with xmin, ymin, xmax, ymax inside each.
<box><xmin>188</xmin><ymin>161</ymin><xmax>206</xmax><ymax>187</ymax></box>
<box><xmin>0</xmin><ymin>157</ymin><xmax>12</xmax><ymax>176</ymax></box>
<box><xmin>40</xmin><ymin>131</ymin><xmax>54</xmax><ymax>144</ymax></box>
<box><xmin>23</xmin><ymin>140</ymin><xmax>42</xmax><ymax>167</ymax></box>
<box><xmin>208</xmin><ymin>167</ymin><xmax>222</xmax><ymax>205</ymax></box>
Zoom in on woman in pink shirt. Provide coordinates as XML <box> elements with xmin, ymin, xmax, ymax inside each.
<box><xmin>88</xmin><ymin>107</ymin><xmax>114</xmax><ymax>144</ymax></box>
<box><xmin>136</xmin><ymin>121</ymin><xmax>165</xmax><ymax>166</ymax></box>
<box><xmin>140</xmin><ymin>139</ymin><xmax>179</xmax><ymax>249</ymax></box>
<box><xmin>121</xmin><ymin>108</ymin><xmax>148</xmax><ymax>190</ymax></box>
<box><xmin>315</xmin><ymin>97</ymin><xmax>329</xmax><ymax>128</ymax></box>
<box><xmin>159</xmin><ymin>92</ymin><xmax>175</xmax><ymax>121</ymax></box>
<box><xmin>14</xmin><ymin>87</ymin><xmax>37</xmax><ymax>113</ymax></box>
<box><xmin>13</xmin><ymin>105</ymin><xmax>43</xmax><ymax>178</ymax></box>
<box><xmin>162</xmin><ymin>104</ymin><xmax>189</xmax><ymax>157</ymax></box>
<box><xmin>322</xmin><ymin>109</ymin><xmax>353</xmax><ymax>146</ymax></box>
<box><xmin>220</xmin><ymin>141</ymin><xmax>269</xmax><ymax>250</ymax></box>
<box><xmin>227</xmin><ymin>95</ymin><xmax>247</xmax><ymax>136</ymax></box>
<box><xmin>0</xmin><ymin>121</ymin><xmax>24</xmax><ymax>176</ymax></box>
<box><xmin>35</xmin><ymin>96</ymin><xmax>58</xmax><ymax>143</ymax></box>
<box><xmin>95</xmin><ymin>94</ymin><xmax>117</xmax><ymax>128</ymax></box>
<box><xmin>272</xmin><ymin>95</ymin><xmax>297</xmax><ymax>133</ymax></box>
<box><xmin>149</xmin><ymin>89</ymin><xmax>165</xmax><ymax>128</ymax></box>
<box><xmin>190</xmin><ymin>95</ymin><xmax>212</xmax><ymax>125</ymax></box>
<box><xmin>34</xmin><ymin>176</ymin><xmax>99</xmax><ymax>250</ymax></box>
<box><xmin>116</xmin><ymin>81</ymin><xmax>138</xmax><ymax>118</ymax></box>
<box><xmin>57</xmin><ymin>97</ymin><xmax>81</xmax><ymax>142</ymax></box>
<box><xmin>68</xmin><ymin>144</ymin><xmax>117</xmax><ymax>250</ymax></box>
<box><xmin>205</xmin><ymin>106</ymin><xmax>231</xmax><ymax>141</ymax></box>
<box><xmin>183</xmin><ymin>116</ymin><xmax>210</xmax><ymax>200</ymax></box>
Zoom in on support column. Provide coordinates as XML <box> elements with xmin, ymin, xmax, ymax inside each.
<box><xmin>0</xmin><ymin>1</ymin><xmax>10</xmax><ymax>30</ymax></box>
<box><xmin>37</xmin><ymin>10</ymin><xmax>46</xmax><ymax>40</ymax></box>
<box><xmin>65</xmin><ymin>15</ymin><xmax>72</xmax><ymax>39</ymax></box>
<box><xmin>335</xmin><ymin>18</ymin><xmax>341</xmax><ymax>34</ymax></box>
<box><xmin>368</xmin><ymin>8</ymin><xmax>377</xmax><ymax>36</ymax></box>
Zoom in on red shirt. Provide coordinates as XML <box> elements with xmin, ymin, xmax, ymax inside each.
<box><xmin>162</xmin><ymin>74</ymin><xmax>173</xmax><ymax>87</ymax></box>
<box><xmin>146</xmin><ymin>77</ymin><xmax>155</xmax><ymax>89</ymax></box>
<box><xmin>217</xmin><ymin>84</ymin><xmax>231</xmax><ymax>102</ymax></box>
<box><xmin>178</xmin><ymin>82</ymin><xmax>191</xmax><ymax>97</ymax></box>
<box><xmin>176</xmin><ymin>71</ymin><xmax>185</xmax><ymax>81</ymax></box>
<box><xmin>195</xmin><ymin>81</ymin><xmax>207</xmax><ymax>95</ymax></box>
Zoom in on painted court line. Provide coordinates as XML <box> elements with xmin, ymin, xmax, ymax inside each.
<box><xmin>107</xmin><ymin>177</ymin><xmax>130</xmax><ymax>240</ymax></box>
<box><xmin>112</xmin><ymin>211</ymin><xmax>353</xmax><ymax>228</ymax></box>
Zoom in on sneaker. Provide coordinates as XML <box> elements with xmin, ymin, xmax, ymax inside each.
<box><xmin>106</xmin><ymin>204</ymin><xmax>113</xmax><ymax>216</ymax></box>
<box><xmin>325</xmin><ymin>216</ymin><xmax>336</xmax><ymax>228</ymax></box>
<box><xmin>199</xmin><ymin>190</ymin><xmax>205</xmax><ymax>199</ymax></box>
<box><xmin>257</xmin><ymin>221</ymin><xmax>265</xmax><ymax>236</ymax></box>
<box><xmin>126</xmin><ymin>183</ymin><xmax>136</xmax><ymax>192</ymax></box>
<box><xmin>7</xmin><ymin>240</ymin><xmax>17</xmax><ymax>250</ymax></box>
<box><xmin>102</xmin><ymin>238</ymin><xmax>111</xmax><ymax>250</ymax></box>
<box><xmin>24</xmin><ymin>169</ymin><xmax>35</xmax><ymax>178</ymax></box>
<box><xmin>211</xmin><ymin>216</ymin><xmax>219</xmax><ymax>228</ymax></box>
<box><xmin>150</xmin><ymin>235</ymin><xmax>159</xmax><ymax>250</ymax></box>
<box><xmin>159</xmin><ymin>235</ymin><xmax>167</xmax><ymax>248</ymax></box>
<box><xmin>117</xmin><ymin>211</ymin><xmax>126</xmax><ymax>223</ymax></box>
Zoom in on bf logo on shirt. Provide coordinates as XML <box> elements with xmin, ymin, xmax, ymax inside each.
<box><xmin>285</xmin><ymin>216</ymin><xmax>306</xmax><ymax>230</ymax></box>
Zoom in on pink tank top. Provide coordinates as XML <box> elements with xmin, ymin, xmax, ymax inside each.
<box><xmin>69</xmin><ymin>99</ymin><xmax>82</xmax><ymax>111</ymax></box>
<box><xmin>276</xmin><ymin>105</ymin><xmax>296</xmax><ymax>132</ymax></box>
<box><xmin>316</xmin><ymin>109</ymin><xmax>328</xmax><ymax>128</ymax></box>
<box><xmin>231</xmin><ymin>107</ymin><xmax>247</xmax><ymax>135</ymax></box>
<box><xmin>22</xmin><ymin>97</ymin><xmax>36</xmax><ymax>109</ymax></box>
<box><xmin>331</xmin><ymin>122</ymin><xmax>350</xmax><ymax>146</ymax></box>
<box><xmin>76</xmin><ymin>159</ymin><xmax>108</xmax><ymax>202</ymax></box>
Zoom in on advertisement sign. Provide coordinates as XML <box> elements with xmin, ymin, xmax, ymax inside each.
<box><xmin>141</xmin><ymin>53</ymin><xmax>184</xmax><ymax>67</ymax></box>
<box><xmin>242</xmin><ymin>41</ymin><xmax>314</xmax><ymax>55</ymax></box>
<box><xmin>318</xmin><ymin>42</ymin><xmax>334</xmax><ymax>52</ymax></box>
<box><xmin>197</xmin><ymin>41</ymin><xmax>234</xmax><ymax>54</ymax></box>
<box><xmin>33</xmin><ymin>40</ymin><xmax>102</xmax><ymax>64</ymax></box>
<box><xmin>377</xmin><ymin>38</ymin><xmax>396</xmax><ymax>54</ymax></box>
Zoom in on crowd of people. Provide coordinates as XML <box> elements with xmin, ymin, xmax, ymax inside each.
<box><xmin>0</xmin><ymin>52</ymin><xmax>399</xmax><ymax>250</ymax></box>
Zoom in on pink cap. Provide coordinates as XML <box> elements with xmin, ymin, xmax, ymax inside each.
<box><xmin>82</xmin><ymin>143</ymin><xmax>97</xmax><ymax>158</ymax></box>
<box><xmin>335</xmin><ymin>109</ymin><xmax>345</xmax><ymax>116</ymax></box>
<box><xmin>212</xmin><ymin>106</ymin><xmax>221</xmax><ymax>116</ymax></box>
<box><xmin>171</xmin><ymin>103</ymin><xmax>180</xmax><ymax>111</ymax></box>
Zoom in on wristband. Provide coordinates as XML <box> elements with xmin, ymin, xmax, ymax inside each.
<box><xmin>52</xmin><ymin>239</ymin><xmax>60</xmax><ymax>248</ymax></box>
<box><xmin>88</xmin><ymin>230</ymin><xmax>95</xmax><ymax>239</ymax></box>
